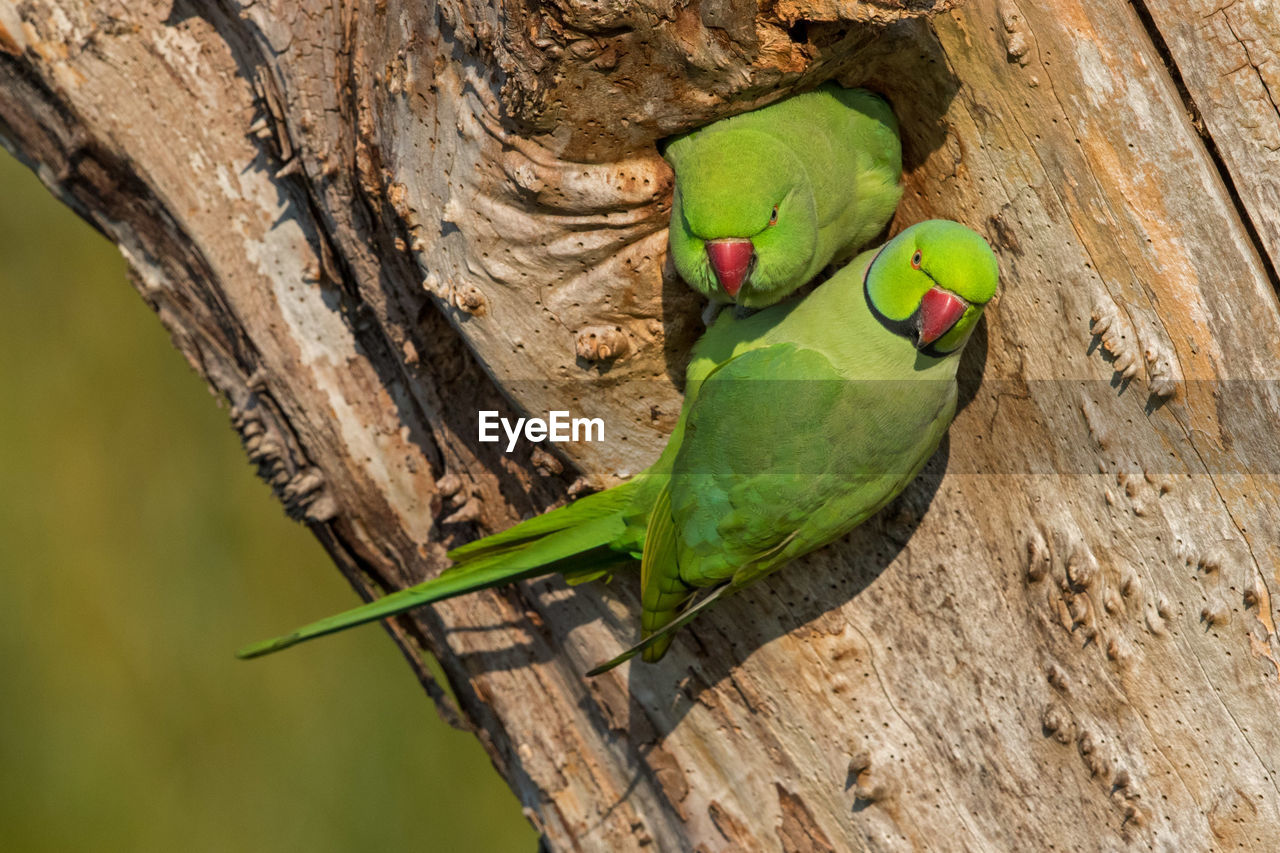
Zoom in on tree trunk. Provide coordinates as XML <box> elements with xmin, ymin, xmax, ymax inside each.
<box><xmin>3</xmin><ymin>0</ymin><xmax>1279</xmax><ymax>848</ymax></box>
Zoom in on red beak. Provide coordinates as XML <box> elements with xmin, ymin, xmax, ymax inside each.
<box><xmin>705</xmin><ymin>239</ymin><xmax>754</xmax><ymax>298</ymax></box>
<box><xmin>918</xmin><ymin>286</ymin><xmax>968</xmax><ymax>347</ymax></box>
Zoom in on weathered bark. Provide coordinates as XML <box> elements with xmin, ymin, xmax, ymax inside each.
<box><xmin>3</xmin><ymin>0</ymin><xmax>1280</xmax><ymax>848</ymax></box>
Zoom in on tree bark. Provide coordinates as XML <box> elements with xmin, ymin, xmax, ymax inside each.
<box><xmin>3</xmin><ymin>0</ymin><xmax>1280</xmax><ymax>848</ymax></box>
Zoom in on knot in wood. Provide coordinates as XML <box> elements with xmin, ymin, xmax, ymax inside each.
<box><xmin>452</xmin><ymin>284</ymin><xmax>488</xmax><ymax>316</ymax></box>
<box><xmin>575</xmin><ymin>325</ymin><xmax>630</xmax><ymax>362</ymax></box>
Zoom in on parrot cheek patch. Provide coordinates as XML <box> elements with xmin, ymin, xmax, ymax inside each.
<box><xmin>917</xmin><ymin>287</ymin><xmax>968</xmax><ymax>347</ymax></box>
<box><xmin>706</xmin><ymin>238</ymin><xmax>755</xmax><ymax>298</ymax></box>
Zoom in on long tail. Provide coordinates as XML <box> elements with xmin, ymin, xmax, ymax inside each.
<box><xmin>237</xmin><ymin>484</ymin><xmax>639</xmax><ymax>660</ymax></box>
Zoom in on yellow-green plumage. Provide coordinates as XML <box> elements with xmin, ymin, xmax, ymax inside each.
<box><xmin>239</xmin><ymin>221</ymin><xmax>998</xmax><ymax>674</ymax></box>
<box><xmin>665</xmin><ymin>84</ymin><xmax>903</xmax><ymax>308</ymax></box>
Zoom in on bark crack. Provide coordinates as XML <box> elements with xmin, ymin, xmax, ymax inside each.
<box><xmin>1127</xmin><ymin>0</ymin><xmax>1280</xmax><ymax>298</ymax></box>
<box><xmin>1221</xmin><ymin>10</ymin><xmax>1280</xmax><ymax>127</ymax></box>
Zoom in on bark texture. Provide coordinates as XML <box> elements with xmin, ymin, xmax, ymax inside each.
<box><xmin>3</xmin><ymin>0</ymin><xmax>1280</xmax><ymax>849</ymax></box>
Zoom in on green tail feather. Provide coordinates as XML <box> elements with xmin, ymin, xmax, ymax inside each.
<box><xmin>447</xmin><ymin>483</ymin><xmax>638</xmax><ymax>562</ymax></box>
<box><xmin>238</xmin><ymin>502</ymin><xmax>634</xmax><ymax>660</ymax></box>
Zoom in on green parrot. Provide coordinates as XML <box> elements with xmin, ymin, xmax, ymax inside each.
<box><xmin>238</xmin><ymin>221</ymin><xmax>998</xmax><ymax>674</ymax></box>
<box><xmin>664</xmin><ymin>83</ymin><xmax>903</xmax><ymax>310</ymax></box>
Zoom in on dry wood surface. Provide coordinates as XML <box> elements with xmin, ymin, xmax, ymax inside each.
<box><xmin>2</xmin><ymin>0</ymin><xmax>1279</xmax><ymax>848</ymax></box>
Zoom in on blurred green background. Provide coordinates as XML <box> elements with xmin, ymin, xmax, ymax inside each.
<box><xmin>0</xmin><ymin>149</ymin><xmax>535</xmax><ymax>851</ymax></box>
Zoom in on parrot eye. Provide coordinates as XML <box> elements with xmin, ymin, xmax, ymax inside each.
<box><xmin>911</xmin><ymin>250</ymin><xmax>922</xmax><ymax>269</ymax></box>
<box><xmin>768</xmin><ymin>205</ymin><xmax>779</xmax><ymax>226</ymax></box>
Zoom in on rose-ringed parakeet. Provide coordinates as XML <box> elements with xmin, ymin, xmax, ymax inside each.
<box><xmin>665</xmin><ymin>84</ymin><xmax>903</xmax><ymax>310</ymax></box>
<box><xmin>238</xmin><ymin>221</ymin><xmax>998</xmax><ymax>673</ymax></box>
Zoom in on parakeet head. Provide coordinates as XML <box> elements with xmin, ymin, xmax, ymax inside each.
<box><xmin>864</xmin><ymin>220</ymin><xmax>999</xmax><ymax>356</ymax></box>
<box><xmin>666</xmin><ymin>129</ymin><xmax>818</xmax><ymax>307</ymax></box>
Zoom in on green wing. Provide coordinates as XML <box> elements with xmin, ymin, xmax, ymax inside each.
<box><xmin>669</xmin><ymin>342</ymin><xmax>942</xmax><ymax>590</ymax></box>
<box><xmin>670</xmin><ymin>343</ymin><xmax>846</xmax><ymax>585</ymax></box>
